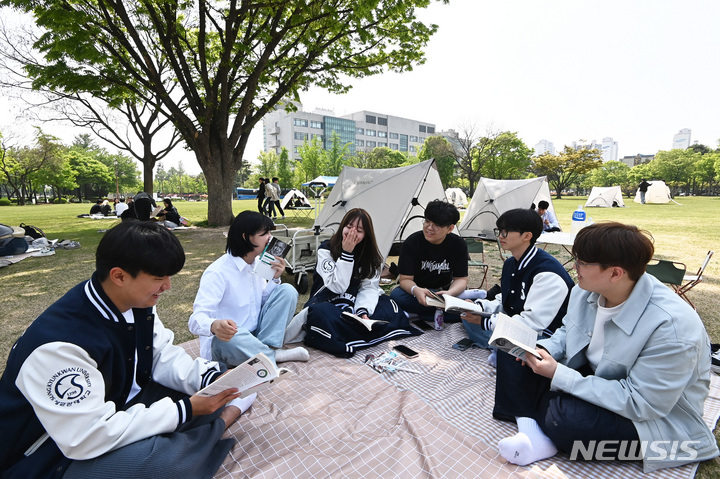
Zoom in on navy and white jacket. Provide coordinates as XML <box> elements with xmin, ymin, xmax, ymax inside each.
<box><xmin>0</xmin><ymin>274</ymin><xmax>222</xmax><ymax>478</ymax></box>
<box><xmin>479</xmin><ymin>245</ymin><xmax>575</xmax><ymax>336</ymax></box>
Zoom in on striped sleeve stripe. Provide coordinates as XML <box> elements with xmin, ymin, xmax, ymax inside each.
<box><xmin>340</xmin><ymin>251</ymin><xmax>354</xmax><ymax>262</ymax></box>
<box><xmin>176</xmin><ymin>397</ymin><xmax>192</xmax><ymax>425</ymax></box>
<box><xmin>200</xmin><ymin>367</ymin><xmax>223</xmax><ymax>389</ymax></box>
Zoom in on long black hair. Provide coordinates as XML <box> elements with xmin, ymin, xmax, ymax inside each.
<box><xmin>328</xmin><ymin>208</ymin><xmax>383</xmax><ymax>280</ymax></box>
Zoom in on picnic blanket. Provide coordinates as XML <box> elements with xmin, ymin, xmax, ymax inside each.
<box><xmin>181</xmin><ymin>323</ymin><xmax>720</xmax><ymax>479</ymax></box>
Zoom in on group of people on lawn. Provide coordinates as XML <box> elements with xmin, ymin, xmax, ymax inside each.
<box><xmin>1</xmin><ymin>199</ymin><xmax>717</xmax><ymax>478</ymax></box>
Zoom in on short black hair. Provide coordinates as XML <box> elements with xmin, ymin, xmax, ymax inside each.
<box><xmin>226</xmin><ymin>211</ymin><xmax>275</xmax><ymax>257</ymax></box>
<box><xmin>96</xmin><ymin>221</ymin><xmax>185</xmax><ymax>281</ymax></box>
<box><xmin>572</xmin><ymin>222</ymin><xmax>654</xmax><ymax>281</ymax></box>
<box><xmin>538</xmin><ymin>200</ymin><xmax>550</xmax><ymax>210</ymax></box>
<box><xmin>272</xmin><ymin>177</ymin><xmax>279</xmax><ymax>182</ymax></box>
<box><xmin>496</xmin><ymin>208</ymin><xmax>543</xmax><ymax>244</ymax></box>
<box><xmin>424</xmin><ymin>200</ymin><xmax>460</xmax><ymax>227</ymax></box>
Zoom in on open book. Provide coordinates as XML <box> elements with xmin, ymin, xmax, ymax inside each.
<box><xmin>253</xmin><ymin>236</ymin><xmax>291</xmax><ymax>281</ymax></box>
<box><xmin>425</xmin><ymin>291</ymin><xmax>487</xmax><ymax>315</ymax></box>
<box><xmin>196</xmin><ymin>353</ymin><xmax>292</xmax><ymax>399</ymax></box>
<box><xmin>151</xmin><ymin>205</ymin><xmax>163</xmax><ymax>217</ymax></box>
<box><xmin>341</xmin><ymin>311</ymin><xmax>388</xmax><ymax>331</ymax></box>
<box><xmin>488</xmin><ymin>312</ymin><xmax>542</xmax><ymax>360</ymax></box>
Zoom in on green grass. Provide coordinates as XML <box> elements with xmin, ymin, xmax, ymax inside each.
<box><xmin>1</xmin><ymin>195</ymin><xmax>719</xmax><ymax>477</ymax></box>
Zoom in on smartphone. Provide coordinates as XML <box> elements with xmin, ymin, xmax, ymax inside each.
<box><xmin>452</xmin><ymin>338</ymin><xmax>474</xmax><ymax>351</ymax></box>
<box><xmin>393</xmin><ymin>344</ymin><xmax>419</xmax><ymax>359</ymax></box>
<box><xmin>412</xmin><ymin>320</ymin><xmax>433</xmax><ymax>331</ymax></box>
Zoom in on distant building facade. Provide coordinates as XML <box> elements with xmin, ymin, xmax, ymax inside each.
<box><xmin>673</xmin><ymin>128</ymin><xmax>692</xmax><ymax>150</ymax></box>
<box><xmin>601</xmin><ymin>137</ymin><xmax>619</xmax><ymax>162</ymax></box>
<box><xmin>619</xmin><ymin>154</ymin><xmax>655</xmax><ymax>168</ymax></box>
<box><xmin>263</xmin><ymin>104</ymin><xmax>435</xmax><ymax>160</ymax></box>
<box><xmin>534</xmin><ymin>139</ymin><xmax>555</xmax><ymax>156</ymax></box>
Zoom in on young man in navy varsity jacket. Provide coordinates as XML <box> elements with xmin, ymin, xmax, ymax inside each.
<box><xmin>461</xmin><ymin>208</ymin><xmax>574</xmax><ymax>423</ymax></box>
<box><xmin>0</xmin><ymin>222</ymin><xmax>247</xmax><ymax>479</ymax></box>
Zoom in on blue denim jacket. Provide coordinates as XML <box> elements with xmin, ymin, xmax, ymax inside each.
<box><xmin>539</xmin><ymin>273</ymin><xmax>719</xmax><ymax>472</ymax></box>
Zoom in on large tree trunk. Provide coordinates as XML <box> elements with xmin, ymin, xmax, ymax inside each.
<box><xmin>143</xmin><ymin>158</ymin><xmax>155</xmax><ymax>194</ymax></box>
<box><xmin>198</xmin><ymin>143</ymin><xmax>238</xmax><ymax>226</ymax></box>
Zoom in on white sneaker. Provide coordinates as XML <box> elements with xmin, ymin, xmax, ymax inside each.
<box><xmin>31</xmin><ymin>247</ymin><xmax>55</xmax><ymax>257</ymax></box>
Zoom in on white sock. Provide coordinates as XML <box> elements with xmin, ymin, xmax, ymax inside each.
<box><xmin>498</xmin><ymin>417</ymin><xmax>557</xmax><ymax>466</ymax></box>
<box><xmin>275</xmin><ymin>347</ymin><xmax>310</xmax><ymax>363</ymax></box>
<box><xmin>487</xmin><ymin>349</ymin><xmax>497</xmax><ymax>368</ymax></box>
<box><xmin>228</xmin><ymin>393</ymin><xmax>257</xmax><ymax>414</ymax></box>
<box><xmin>458</xmin><ymin>289</ymin><xmax>487</xmax><ymax>300</ymax></box>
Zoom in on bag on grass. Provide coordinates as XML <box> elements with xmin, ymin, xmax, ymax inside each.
<box><xmin>19</xmin><ymin>223</ymin><xmax>45</xmax><ymax>239</ymax></box>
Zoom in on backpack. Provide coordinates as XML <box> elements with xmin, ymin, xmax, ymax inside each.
<box><xmin>19</xmin><ymin>223</ymin><xmax>45</xmax><ymax>239</ymax></box>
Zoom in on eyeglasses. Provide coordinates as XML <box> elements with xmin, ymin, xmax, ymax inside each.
<box><xmin>493</xmin><ymin>228</ymin><xmax>522</xmax><ymax>238</ymax></box>
<box><xmin>572</xmin><ymin>256</ymin><xmax>602</xmax><ymax>268</ymax></box>
<box><xmin>423</xmin><ymin>219</ymin><xmax>449</xmax><ymax>230</ymax></box>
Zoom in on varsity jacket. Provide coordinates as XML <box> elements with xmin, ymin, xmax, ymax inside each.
<box><xmin>480</xmin><ymin>245</ymin><xmax>574</xmax><ymax>336</ymax></box>
<box><xmin>308</xmin><ymin>240</ymin><xmax>380</xmax><ymax>317</ymax></box>
<box><xmin>0</xmin><ymin>274</ymin><xmax>222</xmax><ymax>479</ymax></box>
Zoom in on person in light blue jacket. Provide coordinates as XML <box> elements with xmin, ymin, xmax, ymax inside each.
<box><xmin>497</xmin><ymin>222</ymin><xmax>718</xmax><ymax>472</ymax></box>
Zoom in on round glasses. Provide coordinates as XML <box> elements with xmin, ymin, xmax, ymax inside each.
<box><xmin>572</xmin><ymin>256</ymin><xmax>602</xmax><ymax>268</ymax></box>
<box><xmin>423</xmin><ymin>219</ymin><xmax>449</xmax><ymax>230</ymax></box>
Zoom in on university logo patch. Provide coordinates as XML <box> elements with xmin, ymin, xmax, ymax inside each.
<box><xmin>46</xmin><ymin>367</ymin><xmax>92</xmax><ymax>407</ymax></box>
<box><xmin>320</xmin><ymin>259</ymin><xmax>335</xmax><ymax>274</ymax></box>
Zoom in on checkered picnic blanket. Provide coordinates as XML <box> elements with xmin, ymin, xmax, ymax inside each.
<box><xmin>181</xmin><ymin>323</ymin><xmax>720</xmax><ymax>479</ymax></box>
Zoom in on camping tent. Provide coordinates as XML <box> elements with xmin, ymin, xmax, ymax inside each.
<box><xmin>313</xmin><ymin>159</ymin><xmax>445</xmax><ymax>258</ymax></box>
<box><xmin>280</xmin><ymin>188</ymin><xmax>311</xmax><ymax>209</ymax></box>
<box><xmin>445</xmin><ymin>188</ymin><xmax>468</xmax><ymax>208</ymax></box>
<box><xmin>301</xmin><ymin>176</ymin><xmax>337</xmax><ymax>188</ymax></box>
<box><xmin>585</xmin><ymin>186</ymin><xmax>625</xmax><ymax>207</ymax></box>
<box><xmin>458</xmin><ymin>177</ymin><xmax>553</xmax><ymax>240</ymax></box>
<box><xmin>633</xmin><ymin>180</ymin><xmax>671</xmax><ymax>204</ymax></box>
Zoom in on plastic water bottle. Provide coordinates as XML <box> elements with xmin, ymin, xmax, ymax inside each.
<box><xmin>570</xmin><ymin>205</ymin><xmax>587</xmax><ymax>233</ymax></box>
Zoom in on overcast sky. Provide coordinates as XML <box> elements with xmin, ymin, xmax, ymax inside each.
<box><xmin>3</xmin><ymin>0</ymin><xmax>720</xmax><ymax>176</ymax></box>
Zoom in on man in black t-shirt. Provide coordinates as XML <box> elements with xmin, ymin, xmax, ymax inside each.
<box><xmin>390</xmin><ymin>200</ymin><xmax>468</xmax><ymax>322</ymax></box>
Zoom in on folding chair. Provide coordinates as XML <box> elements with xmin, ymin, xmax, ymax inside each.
<box><xmin>676</xmin><ymin>251</ymin><xmax>714</xmax><ymax>309</ymax></box>
<box><xmin>464</xmin><ymin>238</ymin><xmax>489</xmax><ymax>290</ymax></box>
<box><xmin>646</xmin><ymin>259</ymin><xmax>686</xmax><ymax>290</ymax></box>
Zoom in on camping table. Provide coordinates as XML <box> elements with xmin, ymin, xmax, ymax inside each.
<box><xmin>284</xmin><ymin>206</ymin><xmax>314</xmax><ymax>220</ymax></box>
<box><xmin>536</xmin><ymin>231</ymin><xmax>576</xmax><ymax>269</ymax></box>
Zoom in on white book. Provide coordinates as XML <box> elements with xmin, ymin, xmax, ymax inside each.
<box><xmin>424</xmin><ymin>292</ymin><xmax>486</xmax><ymax>315</ymax></box>
<box><xmin>488</xmin><ymin>312</ymin><xmax>542</xmax><ymax>360</ymax></box>
<box><xmin>196</xmin><ymin>353</ymin><xmax>292</xmax><ymax>399</ymax></box>
<box><xmin>253</xmin><ymin>236</ymin><xmax>290</xmax><ymax>281</ymax></box>
<box><xmin>341</xmin><ymin>311</ymin><xmax>388</xmax><ymax>332</ymax></box>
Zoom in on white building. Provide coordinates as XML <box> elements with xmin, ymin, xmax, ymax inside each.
<box><xmin>534</xmin><ymin>139</ymin><xmax>555</xmax><ymax>156</ymax></box>
<box><xmin>673</xmin><ymin>128</ymin><xmax>692</xmax><ymax>150</ymax></box>
<box><xmin>263</xmin><ymin>104</ymin><xmax>436</xmax><ymax>160</ymax></box>
<box><xmin>601</xmin><ymin>137</ymin><xmax>618</xmax><ymax>162</ymax></box>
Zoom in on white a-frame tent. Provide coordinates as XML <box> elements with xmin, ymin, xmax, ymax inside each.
<box><xmin>585</xmin><ymin>186</ymin><xmax>625</xmax><ymax>207</ymax></box>
<box><xmin>313</xmin><ymin>159</ymin><xmax>446</xmax><ymax>258</ymax></box>
<box><xmin>458</xmin><ymin>177</ymin><xmax>553</xmax><ymax>240</ymax></box>
<box><xmin>634</xmin><ymin>180</ymin><xmax>672</xmax><ymax>204</ymax></box>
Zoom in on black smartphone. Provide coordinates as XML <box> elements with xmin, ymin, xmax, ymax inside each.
<box><xmin>412</xmin><ymin>320</ymin><xmax>433</xmax><ymax>331</ymax></box>
<box><xmin>452</xmin><ymin>338</ymin><xmax>474</xmax><ymax>351</ymax></box>
<box><xmin>393</xmin><ymin>344</ymin><xmax>419</xmax><ymax>359</ymax></box>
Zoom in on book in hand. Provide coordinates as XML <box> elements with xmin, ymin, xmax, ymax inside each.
<box><xmin>424</xmin><ymin>292</ymin><xmax>489</xmax><ymax>316</ymax></box>
<box><xmin>253</xmin><ymin>236</ymin><xmax>291</xmax><ymax>281</ymax></box>
<box><xmin>196</xmin><ymin>353</ymin><xmax>292</xmax><ymax>399</ymax></box>
<box><xmin>488</xmin><ymin>312</ymin><xmax>543</xmax><ymax>360</ymax></box>
<box><xmin>151</xmin><ymin>206</ymin><xmax>163</xmax><ymax>217</ymax></box>
<box><xmin>341</xmin><ymin>311</ymin><xmax>388</xmax><ymax>331</ymax></box>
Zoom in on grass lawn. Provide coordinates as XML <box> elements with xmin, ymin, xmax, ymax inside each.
<box><xmin>1</xmin><ymin>195</ymin><xmax>719</xmax><ymax>477</ymax></box>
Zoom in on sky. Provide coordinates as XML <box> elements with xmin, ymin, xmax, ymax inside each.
<box><xmin>2</xmin><ymin>0</ymin><xmax>720</xmax><ymax>176</ymax></box>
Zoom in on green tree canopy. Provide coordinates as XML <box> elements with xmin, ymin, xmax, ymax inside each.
<box><xmin>4</xmin><ymin>0</ymin><xmax>445</xmax><ymax>224</ymax></box>
<box><xmin>418</xmin><ymin>136</ymin><xmax>455</xmax><ymax>187</ymax></box>
<box><xmin>479</xmin><ymin>131</ymin><xmax>533</xmax><ymax>180</ymax></box>
<box><xmin>533</xmin><ymin>145</ymin><xmax>603</xmax><ymax>199</ymax></box>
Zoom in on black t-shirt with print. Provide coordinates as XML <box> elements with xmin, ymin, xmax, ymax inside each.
<box><xmin>396</xmin><ymin>231</ymin><xmax>468</xmax><ymax>289</ymax></box>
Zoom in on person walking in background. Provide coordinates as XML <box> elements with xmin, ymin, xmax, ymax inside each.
<box><xmin>264</xmin><ymin>178</ymin><xmax>279</xmax><ymax>219</ymax></box>
<box><xmin>638</xmin><ymin>179</ymin><xmax>652</xmax><ymax>204</ymax></box>
<box><xmin>271</xmin><ymin>177</ymin><xmax>285</xmax><ymax>220</ymax></box>
<box><xmin>256</xmin><ymin>178</ymin><xmax>267</xmax><ymax>215</ymax></box>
